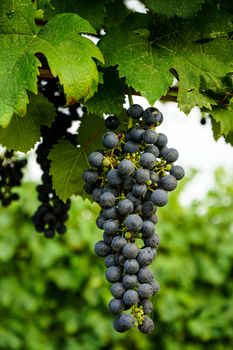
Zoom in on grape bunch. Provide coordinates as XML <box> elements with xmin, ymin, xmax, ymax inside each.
<box><xmin>83</xmin><ymin>104</ymin><xmax>185</xmax><ymax>333</ymax></box>
<box><xmin>32</xmin><ymin>79</ymin><xmax>82</xmax><ymax>238</ymax></box>
<box><xmin>0</xmin><ymin>150</ymin><xmax>27</xmax><ymax>207</ymax></box>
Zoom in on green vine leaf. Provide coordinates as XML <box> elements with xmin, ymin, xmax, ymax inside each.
<box><xmin>37</xmin><ymin>0</ymin><xmax>113</xmax><ymax>29</ymax></box>
<box><xmin>99</xmin><ymin>9</ymin><xmax>233</xmax><ymax>113</ymax></box>
<box><xmin>211</xmin><ymin>105</ymin><xmax>233</xmax><ymax>136</ymax></box>
<box><xmin>78</xmin><ymin>113</ymin><xmax>106</xmax><ymax>155</ymax></box>
<box><xmin>99</xmin><ymin>27</ymin><xmax>173</xmax><ymax>106</ymax></box>
<box><xmin>0</xmin><ymin>93</ymin><xmax>55</xmax><ymax>152</ymax></box>
<box><xmin>49</xmin><ymin>140</ymin><xmax>86</xmax><ymax>201</ymax></box>
<box><xmin>141</xmin><ymin>0</ymin><xmax>206</xmax><ymax>18</ymax></box>
<box><xmin>0</xmin><ymin>0</ymin><xmax>103</xmax><ymax>127</ymax></box>
<box><xmin>86</xmin><ymin>67</ymin><xmax>126</xmax><ymax>116</ymax></box>
<box><xmin>49</xmin><ymin>114</ymin><xmax>106</xmax><ymax>201</ymax></box>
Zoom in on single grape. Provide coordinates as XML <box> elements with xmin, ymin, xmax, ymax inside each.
<box><xmin>143</xmin><ymin>129</ymin><xmax>158</xmax><ymax>144</ymax></box>
<box><xmin>142</xmin><ymin>201</ymin><xmax>156</xmax><ymax>217</ymax></box>
<box><xmin>104</xmin><ymin>254</ymin><xmax>116</xmax><ymax>268</ymax></box>
<box><xmin>100</xmin><ymin>192</ymin><xmax>116</xmax><ymax>208</ymax></box>
<box><xmin>134</xmin><ymin>168</ymin><xmax>150</xmax><ymax>184</ymax></box>
<box><xmin>105</xmin><ymin>115</ymin><xmax>120</xmax><ymax>130</ymax></box>
<box><xmin>91</xmin><ymin>188</ymin><xmax>103</xmax><ymax>203</ymax></box>
<box><xmin>106</xmin><ymin>169</ymin><xmax>123</xmax><ymax>186</ymax></box>
<box><xmin>88</xmin><ymin>152</ymin><xmax>104</xmax><ymax>168</ymax></box>
<box><xmin>160</xmin><ymin>147</ymin><xmax>179</xmax><ymax>163</ymax></box>
<box><xmin>83</xmin><ymin>169</ymin><xmax>99</xmax><ymax>184</ymax></box>
<box><xmin>143</xmin><ymin>107</ymin><xmax>163</xmax><ymax>126</ymax></box>
<box><xmin>151</xmin><ymin>189</ymin><xmax>168</xmax><ymax>207</ymax></box>
<box><xmin>94</xmin><ymin>240</ymin><xmax>111</xmax><ymax>257</ymax></box>
<box><xmin>131</xmin><ymin>128</ymin><xmax>145</xmax><ymax>142</ymax></box>
<box><xmin>102</xmin><ymin>132</ymin><xmax>119</xmax><ymax>148</ymax></box>
<box><xmin>118</xmin><ymin>199</ymin><xmax>134</xmax><ymax>216</ymax></box>
<box><xmin>170</xmin><ymin>165</ymin><xmax>185</xmax><ymax>180</ymax></box>
<box><xmin>122</xmin><ymin>274</ymin><xmax>138</xmax><ymax>289</ymax></box>
<box><xmin>106</xmin><ymin>266</ymin><xmax>122</xmax><ymax>283</ymax></box>
<box><xmin>144</xmin><ymin>144</ymin><xmax>159</xmax><ymax>157</ymax></box>
<box><xmin>160</xmin><ymin>174</ymin><xmax>177</xmax><ymax>191</ymax></box>
<box><xmin>104</xmin><ymin>219</ymin><xmax>119</xmax><ymax>235</ymax></box>
<box><xmin>138</xmin><ymin>283</ymin><xmax>153</xmax><ymax>298</ymax></box>
<box><xmin>144</xmin><ymin>233</ymin><xmax>160</xmax><ymax>248</ymax></box>
<box><xmin>156</xmin><ymin>133</ymin><xmax>168</xmax><ymax>149</ymax></box>
<box><xmin>141</xmin><ymin>299</ymin><xmax>153</xmax><ymax>314</ymax></box>
<box><xmin>111</xmin><ymin>236</ymin><xmax>127</xmax><ymax>252</ymax></box>
<box><xmin>102</xmin><ymin>207</ymin><xmax>119</xmax><ymax>220</ymax></box>
<box><xmin>118</xmin><ymin>159</ymin><xmax>135</xmax><ymax>176</ymax></box>
<box><xmin>123</xmin><ymin>290</ymin><xmax>139</xmax><ymax>307</ymax></box>
<box><xmin>137</xmin><ymin>247</ymin><xmax>155</xmax><ymax>266</ymax></box>
<box><xmin>127</xmin><ymin>104</ymin><xmax>144</xmax><ymax>119</ymax></box>
<box><xmin>138</xmin><ymin>317</ymin><xmax>154</xmax><ymax>333</ymax></box>
<box><xmin>137</xmin><ymin>267</ymin><xmax>154</xmax><ymax>283</ymax></box>
<box><xmin>124</xmin><ymin>214</ymin><xmax>143</xmax><ymax>233</ymax></box>
<box><xmin>132</xmin><ymin>184</ymin><xmax>147</xmax><ymax>198</ymax></box>
<box><xmin>103</xmin><ymin>232</ymin><xmax>115</xmax><ymax>245</ymax></box>
<box><xmin>142</xmin><ymin>220</ymin><xmax>155</xmax><ymax>238</ymax></box>
<box><xmin>139</xmin><ymin>153</ymin><xmax>156</xmax><ymax>169</ymax></box>
<box><xmin>111</xmin><ymin>282</ymin><xmax>126</xmax><ymax>298</ymax></box>
<box><xmin>122</xmin><ymin>243</ymin><xmax>139</xmax><ymax>259</ymax></box>
<box><xmin>123</xmin><ymin>259</ymin><xmax>140</xmax><ymax>274</ymax></box>
<box><xmin>109</xmin><ymin>298</ymin><xmax>125</xmax><ymax>314</ymax></box>
<box><xmin>118</xmin><ymin>313</ymin><xmax>135</xmax><ymax>331</ymax></box>
<box><xmin>124</xmin><ymin>141</ymin><xmax>140</xmax><ymax>154</ymax></box>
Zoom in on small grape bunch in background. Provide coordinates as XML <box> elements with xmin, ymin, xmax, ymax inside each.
<box><xmin>83</xmin><ymin>104</ymin><xmax>185</xmax><ymax>333</ymax></box>
<box><xmin>0</xmin><ymin>150</ymin><xmax>27</xmax><ymax>207</ymax></box>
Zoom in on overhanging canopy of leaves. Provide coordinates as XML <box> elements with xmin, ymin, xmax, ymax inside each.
<box><xmin>0</xmin><ymin>0</ymin><xmax>103</xmax><ymax>127</ymax></box>
<box><xmin>0</xmin><ymin>0</ymin><xmax>232</xmax><ymax>200</ymax></box>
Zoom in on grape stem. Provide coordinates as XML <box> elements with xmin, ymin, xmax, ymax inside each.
<box><xmin>128</xmin><ymin>88</ymin><xmax>134</xmax><ymax>129</ymax></box>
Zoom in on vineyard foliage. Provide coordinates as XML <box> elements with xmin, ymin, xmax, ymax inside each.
<box><xmin>0</xmin><ymin>173</ymin><xmax>232</xmax><ymax>349</ymax></box>
<box><xmin>0</xmin><ymin>0</ymin><xmax>232</xmax><ymax>200</ymax></box>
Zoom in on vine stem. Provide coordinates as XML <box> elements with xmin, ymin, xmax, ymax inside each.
<box><xmin>128</xmin><ymin>88</ymin><xmax>134</xmax><ymax>129</ymax></box>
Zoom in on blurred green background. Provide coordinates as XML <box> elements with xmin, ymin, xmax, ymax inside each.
<box><xmin>0</xmin><ymin>170</ymin><xmax>232</xmax><ymax>350</ymax></box>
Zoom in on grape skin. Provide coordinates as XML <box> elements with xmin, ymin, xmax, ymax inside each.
<box><xmin>100</xmin><ymin>192</ymin><xmax>116</xmax><ymax>208</ymax></box>
<box><xmin>111</xmin><ymin>236</ymin><xmax>127</xmax><ymax>252</ymax></box>
<box><xmin>123</xmin><ymin>259</ymin><xmax>140</xmax><ymax>274</ymax></box>
<box><xmin>88</xmin><ymin>152</ymin><xmax>104</xmax><ymax>168</ymax></box>
<box><xmin>122</xmin><ymin>243</ymin><xmax>139</xmax><ymax>259</ymax></box>
<box><xmin>122</xmin><ymin>274</ymin><xmax>138</xmax><ymax>289</ymax></box>
<box><xmin>170</xmin><ymin>165</ymin><xmax>185</xmax><ymax>180</ymax></box>
<box><xmin>94</xmin><ymin>240</ymin><xmax>111</xmax><ymax>257</ymax></box>
<box><xmin>139</xmin><ymin>153</ymin><xmax>156</xmax><ymax>169</ymax></box>
<box><xmin>106</xmin><ymin>266</ymin><xmax>122</xmax><ymax>283</ymax></box>
<box><xmin>138</xmin><ymin>317</ymin><xmax>154</xmax><ymax>333</ymax></box>
<box><xmin>123</xmin><ymin>290</ymin><xmax>139</xmax><ymax>306</ymax></box>
<box><xmin>124</xmin><ymin>214</ymin><xmax>143</xmax><ymax>233</ymax></box>
<box><xmin>111</xmin><ymin>282</ymin><xmax>126</xmax><ymax>298</ymax></box>
<box><xmin>118</xmin><ymin>199</ymin><xmax>134</xmax><ymax>216</ymax></box>
<box><xmin>137</xmin><ymin>267</ymin><xmax>154</xmax><ymax>283</ymax></box>
<box><xmin>109</xmin><ymin>298</ymin><xmax>125</xmax><ymax>314</ymax></box>
<box><xmin>151</xmin><ymin>189</ymin><xmax>168</xmax><ymax>207</ymax></box>
<box><xmin>127</xmin><ymin>104</ymin><xmax>144</xmax><ymax>119</ymax></box>
<box><xmin>102</xmin><ymin>132</ymin><xmax>119</xmax><ymax>148</ymax></box>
